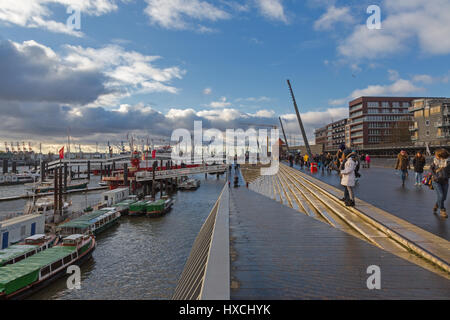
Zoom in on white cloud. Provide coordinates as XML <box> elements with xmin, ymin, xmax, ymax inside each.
<box><xmin>0</xmin><ymin>0</ymin><xmax>123</xmax><ymax>36</ymax></box>
<box><xmin>255</xmin><ymin>0</ymin><xmax>288</xmax><ymax>23</ymax></box>
<box><xmin>338</xmin><ymin>0</ymin><xmax>450</xmax><ymax>60</ymax></box>
<box><xmin>314</xmin><ymin>5</ymin><xmax>354</xmax><ymax>31</ymax></box>
<box><xmin>208</xmin><ymin>96</ymin><xmax>231</xmax><ymax>108</ymax></box>
<box><xmin>144</xmin><ymin>0</ymin><xmax>230</xmax><ymax>30</ymax></box>
<box><xmin>203</xmin><ymin>87</ymin><xmax>212</xmax><ymax>95</ymax></box>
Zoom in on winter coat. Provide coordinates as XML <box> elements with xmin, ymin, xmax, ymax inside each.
<box><xmin>430</xmin><ymin>157</ymin><xmax>450</xmax><ymax>184</ymax></box>
<box><xmin>340</xmin><ymin>157</ymin><xmax>356</xmax><ymax>187</ymax></box>
<box><xmin>365</xmin><ymin>155</ymin><xmax>371</xmax><ymax>163</ymax></box>
<box><xmin>412</xmin><ymin>156</ymin><xmax>426</xmax><ymax>173</ymax></box>
<box><xmin>395</xmin><ymin>154</ymin><xmax>409</xmax><ymax>171</ymax></box>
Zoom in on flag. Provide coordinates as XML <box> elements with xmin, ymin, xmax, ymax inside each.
<box><xmin>59</xmin><ymin>146</ymin><xmax>64</xmax><ymax>159</ymax></box>
<box><xmin>152</xmin><ymin>150</ymin><xmax>156</xmax><ymax>159</ymax></box>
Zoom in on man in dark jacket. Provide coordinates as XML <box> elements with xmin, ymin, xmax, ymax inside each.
<box><xmin>395</xmin><ymin>150</ymin><xmax>410</xmax><ymax>187</ymax></box>
<box><xmin>412</xmin><ymin>151</ymin><xmax>426</xmax><ymax>187</ymax></box>
<box><xmin>430</xmin><ymin>149</ymin><xmax>450</xmax><ymax>218</ymax></box>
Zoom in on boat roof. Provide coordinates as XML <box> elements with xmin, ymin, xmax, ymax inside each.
<box><xmin>0</xmin><ymin>245</ymin><xmax>38</xmax><ymax>265</ymax></box>
<box><xmin>64</xmin><ymin>234</ymin><xmax>84</xmax><ymax>240</ymax></box>
<box><xmin>0</xmin><ymin>214</ymin><xmax>43</xmax><ymax>227</ymax></box>
<box><xmin>25</xmin><ymin>234</ymin><xmax>46</xmax><ymax>241</ymax></box>
<box><xmin>0</xmin><ymin>246</ymin><xmax>76</xmax><ymax>289</ymax></box>
<box><xmin>59</xmin><ymin>210</ymin><xmax>117</xmax><ymax>229</ymax></box>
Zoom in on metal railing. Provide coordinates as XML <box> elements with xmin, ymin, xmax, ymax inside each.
<box><xmin>172</xmin><ymin>184</ymin><xmax>230</xmax><ymax>300</ymax></box>
<box><xmin>136</xmin><ymin>164</ymin><xmax>228</xmax><ymax>182</ymax></box>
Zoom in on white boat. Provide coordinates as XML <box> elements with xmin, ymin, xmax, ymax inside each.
<box><xmin>24</xmin><ymin>197</ymin><xmax>71</xmax><ymax>223</ymax></box>
<box><xmin>0</xmin><ymin>173</ymin><xmax>39</xmax><ymax>186</ymax></box>
<box><xmin>178</xmin><ymin>178</ymin><xmax>201</xmax><ymax>190</ymax></box>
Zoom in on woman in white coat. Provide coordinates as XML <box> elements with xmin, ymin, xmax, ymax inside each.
<box><xmin>340</xmin><ymin>149</ymin><xmax>357</xmax><ymax>207</ymax></box>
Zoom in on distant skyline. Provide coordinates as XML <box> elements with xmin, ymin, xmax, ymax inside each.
<box><xmin>1</xmin><ymin>0</ymin><xmax>449</xmax><ymax>152</ymax></box>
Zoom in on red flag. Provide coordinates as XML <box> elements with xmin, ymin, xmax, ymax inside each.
<box><xmin>59</xmin><ymin>146</ymin><xmax>64</xmax><ymax>159</ymax></box>
<box><xmin>152</xmin><ymin>150</ymin><xmax>156</xmax><ymax>159</ymax></box>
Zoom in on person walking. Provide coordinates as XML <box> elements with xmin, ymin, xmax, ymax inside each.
<box><xmin>303</xmin><ymin>154</ymin><xmax>309</xmax><ymax>169</ymax></box>
<box><xmin>412</xmin><ymin>151</ymin><xmax>426</xmax><ymax>187</ymax></box>
<box><xmin>339</xmin><ymin>149</ymin><xmax>357</xmax><ymax>207</ymax></box>
<box><xmin>360</xmin><ymin>153</ymin><xmax>366</xmax><ymax>168</ymax></box>
<box><xmin>395</xmin><ymin>150</ymin><xmax>410</xmax><ymax>187</ymax></box>
<box><xmin>365</xmin><ymin>154</ymin><xmax>371</xmax><ymax>169</ymax></box>
<box><xmin>430</xmin><ymin>149</ymin><xmax>450</xmax><ymax>218</ymax></box>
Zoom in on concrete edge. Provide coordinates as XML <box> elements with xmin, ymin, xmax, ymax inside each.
<box><xmin>200</xmin><ymin>184</ymin><xmax>230</xmax><ymax>300</ymax></box>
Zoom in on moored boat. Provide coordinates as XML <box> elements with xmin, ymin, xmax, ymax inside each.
<box><xmin>178</xmin><ymin>178</ymin><xmax>200</xmax><ymax>190</ymax></box>
<box><xmin>114</xmin><ymin>199</ymin><xmax>137</xmax><ymax>215</ymax></box>
<box><xmin>0</xmin><ymin>234</ymin><xmax>95</xmax><ymax>300</ymax></box>
<box><xmin>58</xmin><ymin>208</ymin><xmax>120</xmax><ymax>236</ymax></box>
<box><xmin>145</xmin><ymin>196</ymin><xmax>173</xmax><ymax>218</ymax></box>
<box><xmin>0</xmin><ymin>234</ymin><xmax>58</xmax><ymax>267</ymax></box>
<box><xmin>28</xmin><ymin>180</ymin><xmax>89</xmax><ymax>194</ymax></box>
<box><xmin>128</xmin><ymin>201</ymin><xmax>147</xmax><ymax>216</ymax></box>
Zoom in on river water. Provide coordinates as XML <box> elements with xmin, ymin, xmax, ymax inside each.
<box><xmin>0</xmin><ymin>172</ymin><xmax>226</xmax><ymax>300</ymax></box>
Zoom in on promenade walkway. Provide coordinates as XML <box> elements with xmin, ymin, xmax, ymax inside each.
<box><xmin>229</xmin><ymin>174</ymin><xmax>450</xmax><ymax>299</ymax></box>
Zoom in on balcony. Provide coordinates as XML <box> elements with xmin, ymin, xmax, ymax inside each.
<box><xmin>437</xmin><ymin>132</ymin><xmax>450</xmax><ymax>139</ymax></box>
<box><xmin>409</xmin><ymin>104</ymin><xmax>424</xmax><ymax>112</ymax></box>
<box><xmin>435</xmin><ymin>121</ymin><xmax>450</xmax><ymax>127</ymax></box>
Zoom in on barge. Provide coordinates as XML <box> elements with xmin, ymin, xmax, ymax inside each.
<box><xmin>58</xmin><ymin>208</ymin><xmax>121</xmax><ymax>236</ymax></box>
<box><xmin>145</xmin><ymin>197</ymin><xmax>173</xmax><ymax>218</ymax></box>
<box><xmin>0</xmin><ymin>234</ymin><xmax>95</xmax><ymax>300</ymax></box>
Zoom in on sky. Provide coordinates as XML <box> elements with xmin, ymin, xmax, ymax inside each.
<box><xmin>0</xmin><ymin>0</ymin><xmax>449</xmax><ymax>153</ymax></box>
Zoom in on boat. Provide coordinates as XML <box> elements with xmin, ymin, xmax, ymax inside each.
<box><xmin>58</xmin><ymin>208</ymin><xmax>120</xmax><ymax>236</ymax></box>
<box><xmin>0</xmin><ymin>173</ymin><xmax>39</xmax><ymax>186</ymax></box>
<box><xmin>145</xmin><ymin>196</ymin><xmax>173</xmax><ymax>218</ymax></box>
<box><xmin>24</xmin><ymin>197</ymin><xmax>71</xmax><ymax>223</ymax></box>
<box><xmin>0</xmin><ymin>234</ymin><xmax>58</xmax><ymax>267</ymax></box>
<box><xmin>128</xmin><ymin>201</ymin><xmax>147</xmax><ymax>216</ymax></box>
<box><xmin>0</xmin><ymin>234</ymin><xmax>95</xmax><ymax>300</ymax></box>
<box><xmin>178</xmin><ymin>178</ymin><xmax>200</xmax><ymax>190</ymax></box>
<box><xmin>28</xmin><ymin>180</ymin><xmax>89</xmax><ymax>194</ymax></box>
<box><xmin>114</xmin><ymin>199</ymin><xmax>137</xmax><ymax>215</ymax></box>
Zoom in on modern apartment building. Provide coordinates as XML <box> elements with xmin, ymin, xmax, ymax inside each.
<box><xmin>409</xmin><ymin>98</ymin><xmax>450</xmax><ymax>146</ymax></box>
<box><xmin>314</xmin><ymin>119</ymin><xmax>347</xmax><ymax>152</ymax></box>
<box><xmin>348</xmin><ymin>97</ymin><xmax>417</xmax><ymax>148</ymax></box>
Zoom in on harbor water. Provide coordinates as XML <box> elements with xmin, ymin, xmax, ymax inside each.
<box><xmin>0</xmin><ymin>172</ymin><xmax>226</xmax><ymax>300</ymax></box>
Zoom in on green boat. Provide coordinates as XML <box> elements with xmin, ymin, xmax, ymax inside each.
<box><xmin>128</xmin><ymin>201</ymin><xmax>147</xmax><ymax>216</ymax></box>
<box><xmin>115</xmin><ymin>199</ymin><xmax>137</xmax><ymax>215</ymax></box>
<box><xmin>58</xmin><ymin>208</ymin><xmax>120</xmax><ymax>236</ymax></box>
<box><xmin>0</xmin><ymin>234</ymin><xmax>57</xmax><ymax>267</ymax></box>
<box><xmin>0</xmin><ymin>234</ymin><xmax>95</xmax><ymax>300</ymax></box>
<box><xmin>145</xmin><ymin>197</ymin><xmax>174</xmax><ymax>218</ymax></box>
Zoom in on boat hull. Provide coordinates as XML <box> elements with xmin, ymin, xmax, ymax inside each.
<box><xmin>0</xmin><ymin>239</ymin><xmax>96</xmax><ymax>300</ymax></box>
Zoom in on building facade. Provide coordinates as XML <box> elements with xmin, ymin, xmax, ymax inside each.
<box><xmin>348</xmin><ymin>97</ymin><xmax>417</xmax><ymax>149</ymax></box>
<box><xmin>409</xmin><ymin>98</ymin><xmax>450</xmax><ymax>147</ymax></box>
<box><xmin>314</xmin><ymin>119</ymin><xmax>347</xmax><ymax>152</ymax></box>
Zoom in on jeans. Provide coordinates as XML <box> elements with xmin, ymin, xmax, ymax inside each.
<box><xmin>415</xmin><ymin>172</ymin><xmax>423</xmax><ymax>185</ymax></box>
<box><xmin>400</xmin><ymin>170</ymin><xmax>408</xmax><ymax>183</ymax></box>
<box><xmin>432</xmin><ymin>182</ymin><xmax>449</xmax><ymax>210</ymax></box>
<box><xmin>343</xmin><ymin>185</ymin><xmax>354</xmax><ymax>202</ymax></box>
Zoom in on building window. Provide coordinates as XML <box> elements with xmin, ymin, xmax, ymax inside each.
<box><xmin>367</xmin><ymin>102</ymin><xmax>379</xmax><ymax>108</ymax></box>
<box><xmin>382</xmin><ymin>102</ymin><xmax>389</xmax><ymax>108</ymax></box>
<box><xmin>425</xmin><ymin>120</ymin><xmax>430</xmax><ymax>126</ymax></box>
<box><xmin>426</xmin><ymin>131</ymin><xmax>430</xmax><ymax>136</ymax></box>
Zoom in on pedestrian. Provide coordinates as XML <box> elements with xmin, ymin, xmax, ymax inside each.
<box><xmin>303</xmin><ymin>154</ymin><xmax>309</xmax><ymax>169</ymax></box>
<box><xmin>412</xmin><ymin>151</ymin><xmax>426</xmax><ymax>187</ymax></box>
<box><xmin>365</xmin><ymin>154</ymin><xmax>371</xmax><ymax>169</ymax></box>
<box><xmin>430</xmin><ymin>149</ymin><xmax>450</xmax><ymax>218</ymax></box>
<box><xmin>395</xmin><ymin>150</ymin><xmax>410</xmax><ymax>187</ymax></box>
<box><xmin>360</xmin><ymin>153</ymin><xmax>366</xmax><ymax>168</ymax></box>
<box><xmin>339</xmin><ymin>149</ymin><xmax>357</xmax><ymax>207</ymax></box>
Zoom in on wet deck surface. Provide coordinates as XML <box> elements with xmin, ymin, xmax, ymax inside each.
<box><xmin>292</xmin><ymin>164</ymin><xmax>449</xmax><ymax>241</ymax></box>
<box><xmin>228</xmin><ymin>169</ymin><xmax>450</xmax><ymax>300</ymax></box>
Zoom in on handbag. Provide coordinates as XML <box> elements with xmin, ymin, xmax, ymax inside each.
<box><xmin>422</xmin><ymin>173</ymin><xmax>434</xmax><ymax>190</ymax></box>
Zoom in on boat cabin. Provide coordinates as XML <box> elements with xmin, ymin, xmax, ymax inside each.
<box><xmin>24</xmin><ymin>234</ymin><xmax>46</xmax><ymax>245</ymax></box>
<box><xmin>62</xmin><ymin>234</ymin><xmax>84</xmax><ymax>246</ymax></box>
<box><xmin>102</xmin><ymin>188</ymin><xmax>129</xmax><ymax>206</ymax></box>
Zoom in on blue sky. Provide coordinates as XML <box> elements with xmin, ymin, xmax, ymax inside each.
<box><xmin>0</xmin><ymin>0</ymin><xmax>449</xmax><ymax>151</ymax></box>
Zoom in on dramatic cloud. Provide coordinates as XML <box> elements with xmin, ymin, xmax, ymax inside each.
<box><xmin>0</xmin><ymin>39</ymin><xmax>185</xmax><ymax>107</ymax></box>
<box><xmin>0</xmin><ymin>0</ymin><xmax>124</xmax><ymax>36</ymax></box>
<box><xmin>0</xmin><ymin>40</ymin><xmax>109</xmax><ymax>104</ymax></box>
<box><xmin>314</xmin><ymin>5</ymin><xmax>354</xmax><ymax>30</ymax></box>
<box><xmin>338</xmin><ymin>0</ymin><xmax>450</xmax><ymax>60</ymax></box>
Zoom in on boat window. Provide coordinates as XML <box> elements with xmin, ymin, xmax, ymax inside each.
<box><xmin>63</xmin><ymin>255</ymin><xmax>71</xmax><ymax>265</ymax></box>
<box><xmin>26</xmin><ymin>251</ymin><xmax>34</xmax><ymax>258</ymax></box>
<box><xmin>41</xmin><ymin>265</ymin><xmax>50</xmax><ymax>277</ymax></box>
<box><xmin>51</xmin><ymin>259</ymin><xmax>63</xmax><ymax>271</ymax></box>
<box><xmin>72</xmin><ymin>252</ymin><xmax>77</xmax><ymax>260</ymax></box>
<box><xmin>15</xmin><ymin>255</ymin><xmax>25</xmax><ymax>263</ymax></box>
